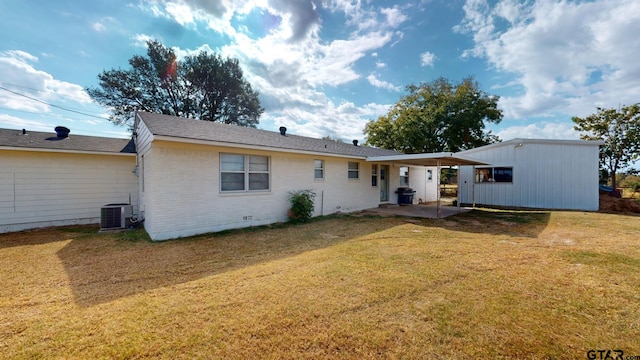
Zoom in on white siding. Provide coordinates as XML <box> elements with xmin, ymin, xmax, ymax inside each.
<box><xmin>134</xmin><ymin>118</ymin><xmax>154</xmax><ymax>221</ymax></box>
<box><xmin>0</xmin><ymin>150</ymin><xmax>138</xmax><ymax>233</ymax></box>
<box><xmin>458</xmin><ymin>140</ymin><xmax>600</xmax><ymax>211</ymax></box>
<box><xmin>409</xmin><ymin>166</ymin><xmax>438</xmax><ymax>204</ymax></box>
<box><xmin>142</xmin><ymin>141</ymin><xmax>390</xmax><ymax>240</ymax></box>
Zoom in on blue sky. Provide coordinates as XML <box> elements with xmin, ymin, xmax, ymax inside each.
<box><xmin>1</xmin><ymin>0</ymin><xmax>639</xmax><ymax>143</ymax></box>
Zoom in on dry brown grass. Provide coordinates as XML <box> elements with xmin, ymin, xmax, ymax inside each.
<box><xmin>1</xmin><ymin>210</ymin><xmax>639</xmax><ymax>359</ymax></box>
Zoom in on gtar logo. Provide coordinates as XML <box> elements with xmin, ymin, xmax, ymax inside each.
<box><xmin>587</xmin><ymin>349</ymin><xmax>624</xmax><ymax>360</ymax></box>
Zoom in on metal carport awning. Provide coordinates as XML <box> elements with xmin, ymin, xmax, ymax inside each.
<box><xmin>367</xmin><ymin>152</ymin><xmax>489</xmax><ymax>218</ymax></box>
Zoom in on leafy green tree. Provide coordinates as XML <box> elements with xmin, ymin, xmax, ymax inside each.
<box><xmin>364</xmin><ymin>76</ymin><xmax>502</xmax><ymax>153</ymax></box>
<box><xmin>573</xmin><ymin>104</ymin><xmax>640</xmax><ymax>189</ymax></box>
<box><xmin>87</xmin><ymin>40</ymin><xmax>263</xmax><ymax>128</ymax></box>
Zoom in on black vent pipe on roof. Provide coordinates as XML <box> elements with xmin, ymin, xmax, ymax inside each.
<box><xmin>55</xmin><ymin>126</ymin><xmax>70</xmax><ymax>139</ymax></box>
<box><xmin>353</xmin><ymin>139</ymin><xmax>358</xmax><ymax>146</ymax></box>
<box><xmin>279</xmin><ymin>126</ymin><xmax>287</xmax><ymax>136</ymax></box>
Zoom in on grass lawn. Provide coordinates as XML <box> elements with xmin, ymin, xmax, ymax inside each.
<box><xmin>1</xmin><ymin>210</ymin><xmax>639</xmax><ymax>359</ymax></box>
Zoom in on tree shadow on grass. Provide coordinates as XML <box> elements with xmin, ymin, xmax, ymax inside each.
<box><xmin>361</xmin><ymin>207</ymin><xmax>552</xmax><ymax>239</ymax></box>
<box><xmin>55</xmin><ymin>216</ymin><xmax>403</xmax><ymax>307</ymax></box>
<box><xmin>11</xmin><ymin>210</ymin><xmax>551</xmax><ymax>308</ymax></box>
<box><xmin>439</xmin><ymin>208</ymin><xmax>552</xmax><ymax>238</ymax></box>
<box><xmin>0</xmin><ymin>224</ymin><xmax>100</xmax><ymax>250</ymax></box>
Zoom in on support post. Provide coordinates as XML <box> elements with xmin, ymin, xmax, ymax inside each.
<box><xmin>437</xmin><ymin>159</ymin><xmax>441</xmax><ymax>218</ymax></box>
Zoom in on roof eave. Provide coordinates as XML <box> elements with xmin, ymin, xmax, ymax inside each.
<box><xmin>367</xmin><ymin>152</ymin><xmax>489</xmax><ymax>166</ymax></box>
<box><xmin>0</xmin><ymin>146</ymin><xmax>136</xmax><ymax>156</ymax></box>
<box><xmin>151</xmin><ymin>135</ymin><xmax>370</xmax><ymax>160</ymax></box>
<box><xmin>459</xmin><ymin>138</ymin><xmax>605</xmax><ymax>154</ymax></box>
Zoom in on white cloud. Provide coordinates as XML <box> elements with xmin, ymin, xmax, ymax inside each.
<box><xmin>165</xmin><ymin>2</ymin><xmax>196</xmax><ymax>25</ymax></box>
<box><xmin>495</xmin><ymin>121</ymin><xmax>579</xmax><ymax>141</ymax></box>
<box><xmin>138</xmin><ymin>0</ymin><xmax>402</xmax><ymax>139</ymax></box>
<box><xmin>92</xmin><ymin>22</ymin><xmax>107</xmax><ymax>32</ymax></box>
<box><xmin>457</xmin><ymin>0</ymin><xmax>640</xmax><ymax>120</ymax></box>
<box><xmin>0</xmin><ymin>114</ymin><xmax>53</xmax><ymax>132</ymax></box>
<box><xmin>150</xmin><ymin>0</ymin><xmax>321</xmax><ymax>43</ymax></box>
<box><xmin>376</xmin><ymin>61</ymin><xmax>386</xmax><ymax>68</ymax></box>
<box><xmin>92</xmin><ymin>17</ymin><xmax>116</xmax><ymax>33</ymax></box>
<box><xmin>0</xmin><ymin>51</ymin><xmax>93</xmax><ymax>113</ymax></box>
<box><xmin>131</xmin><ymin>33</ymin><xmax>154</xmax><ymax>47</ymax></box>
<box><xmin>380</xmin><ymin>6</ymin><xmax>408</xmax><ymax>28</ymax></box>
<box><xmin>172</xmin><ymin>43</ymin><xmax>217</xmax><ymax>59</ymax></box>
<box><xmin>262</xmin><ymin>99</ymin><xmax>393</xmax><ymax>142</ymax></box>
<box><xmin>367</xmin><ymin>74</ymin><xmax>401</xmax><ymax>91</ymax></box>
<box><xmin>420</xmin><ymin>51</ymin><xmax>436</xmax><ymax>67</ymax></box>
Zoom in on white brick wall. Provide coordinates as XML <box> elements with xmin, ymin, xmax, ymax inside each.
<box><xmin>141</xmin><ymin>141</ymin><xmax>401</xmax><ymax>240</ymax></box>
<box><xmin>0</xmin><ymin>150</ymin><xmax>138</xmax><ymax>233</ymax></box>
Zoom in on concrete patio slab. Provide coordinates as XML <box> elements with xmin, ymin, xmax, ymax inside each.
<box><xmin>362</xmin><ymin>204</ymin><xmax>471</xmax><ymax>219</ymax></box>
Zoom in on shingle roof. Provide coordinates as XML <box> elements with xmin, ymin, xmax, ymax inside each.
<box><xmin>0</xmin><ymin>128</ymin><xmax>135</xmax><ymax>154</ymax></box>
<box><xmin>138</xmin><ymin>112</ymin><xmax>401</xmax><ymax>158</ymax></box>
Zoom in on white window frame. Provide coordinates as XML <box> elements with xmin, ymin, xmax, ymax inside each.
<box><xmin>400</xmin><ymin>167</ymin><xmax>409</xmax><ymax>186</ymax></box>
<box><xmin>475</xmin><ymin>167</ymin><xmax>513</xmax><ymax>183</ymax></box>
<box><xmin>371</xmin><ymin>164</ymin><xmax>378</xmax><ymax>187</ymax></box>
<box><xmin>348</xmin><ymin>162</ymin><xmax>359</xmax><ymax>179</ymax></box>
<box><xmin>220</xmin><ymin>153</ymin><xmax>270</xmax><ymax>192</ymax></box>
<box><xmin>314</xmin><ymin>159</ymin><xmax>324</xmax><ymax>180</ymax></box>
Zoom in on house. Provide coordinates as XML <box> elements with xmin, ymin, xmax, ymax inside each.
<box><xmin>457</xmin><ymin>138</ymin><xmax>603</xmax><ymax>211</ymax></box>
<box><xmin>134</xmin><ymin>112</ymin><xmax>441</xmax><ymax>240</ymax></box>
<box><xmin>1</xmin><ymin>115</ymin><xmax>603</xmax><ymax>239</ymax></box>
<box><xmin>0</xmin><ymin>127</ymin><xmax>137</xmax><ymax>233</ymax></box>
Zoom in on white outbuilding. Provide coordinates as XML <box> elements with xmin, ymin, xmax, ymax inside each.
<box><xmin>457</xmin><ymin>138</ymin><xmax>603</xmax><ymax>211</ymax></box>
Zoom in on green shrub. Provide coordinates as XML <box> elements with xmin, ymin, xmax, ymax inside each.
<box><xmin>288</xmin><ymin>190</ymin><xmax>316</xmax><ymax>223</ymax></box>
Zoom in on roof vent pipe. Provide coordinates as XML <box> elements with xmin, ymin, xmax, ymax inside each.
<box><xmin>353</xmin><ymin>139</ymin><xmax>358</xmax><ymax>146</ymax></box>
<box><xmin>279</xmin><ymin>126</ymin><xmax>287</xmax><ymax>136</ymax></box>
<box><xmin>22</xmin><ymin>129</ymin><xmax>26</xmax><ymax>135</ymax></box>
<box><xmin>55</xmin><ymin>126</ymin><xmax>70</xmax><ymax>139</ymax></box>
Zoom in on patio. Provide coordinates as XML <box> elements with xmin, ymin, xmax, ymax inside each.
<box><xmin>363</xmin><ymin>201</ymin><xmax>471</xmax><ymax>219</ymax></box>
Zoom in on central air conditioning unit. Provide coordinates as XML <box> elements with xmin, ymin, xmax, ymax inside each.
<box><xmin>100</xmin><ymin>203</ymin><xmax>133</xmax><ymax>230</ymax></box>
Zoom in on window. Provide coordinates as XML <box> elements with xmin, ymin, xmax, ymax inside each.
<box><xmin>221</xmin><ymin>153</ymin><xmax>270</xmax><ymax>191</ymax></box>
<box><xmin>314</xmin><ymin>160</ymin><xmax>324</xmax><ymax>179</ymax></box>
<box><xmin>371</xmin><ymin>164</ymin><xmax>378</xmax><ymax>186</ymax></box>
<box><xmin>400</xmin><ymin>167</ymin><xmax>409</xmax><ymax>186</ymax></box>
<box><xmin>348</xmin><ymin>162</ymin><xmax>359</xmax><ymax>179</ymax></box>
<box><xmin>427</xmin><ymin>169</ymin><xmax>433</xmax><ymax>182</ymax></box>
<box><xmin>475</xmin><ymin>167</ymin><xmax>513</xmax><ymax>183</ymax></box>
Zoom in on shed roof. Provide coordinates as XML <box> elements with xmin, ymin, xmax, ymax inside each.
<box><xmin>137</xmin><ymin>112</ymin><xmax>401</xmax><ymax>158</ymax></box>
<box><xmin>458</xmin><ymin>138</ymin><xmax>603</xmax><ymax>155</ymax></box>
<box><xmin>367</xmin><ymin>152</ymin><xmax>489</xmax><ymax>166</ymax></box>
<box><xmin>0</xmin><ymin>128</ymin><xmax>135</xmax><ymax>155</ymax></box>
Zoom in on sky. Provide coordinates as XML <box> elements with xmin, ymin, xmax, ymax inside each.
<box><xmin>1</xmin><ymin>0</ymin><xmax>639</xmax><ymax>144</ymax></box>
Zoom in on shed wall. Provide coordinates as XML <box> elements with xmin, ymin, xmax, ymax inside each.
<box><xmin>0</xmin><ymin>150</ymin><xmax>138</xmax><ymax>233</ymax></box>
<box><xmin>458</xmin><ymin>142</ymin><xmax>600</xmax><ymax>210</ymax></box>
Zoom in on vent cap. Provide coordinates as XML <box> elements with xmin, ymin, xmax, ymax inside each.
<box><xmin>54</xmin><ymin>126</ymin><xmax>70</xmax><ymax>138</ymax></box>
